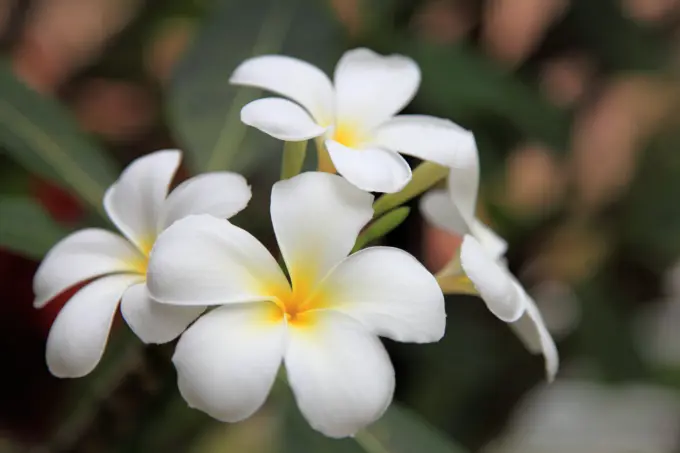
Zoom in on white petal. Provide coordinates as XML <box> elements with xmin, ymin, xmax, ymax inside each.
<box><xmin>158</xmin><ymin>171</ymin><xmax>252</xmax><ymax>230</ymax></box>
<box><xmin>371</xmin><ymin>115</ymin><xmax>478</xmax><ymax>169</ymax></box>
<box><xmin>326</xmin><ymin>140</ymin><xmax>411</xmax><ymax>193</ymax></box>
<box><xmin>120</xmin><ymin>283</ymin><xmax>205</xmax><ymax>344</ymax></box>
<box><xmin>147</xmin><ymin>215</ymin><xmax>289</xmax><ymax>306</ymax></box>
<box><xmin>511</xmin><ymin>291</ymin><xmax>559</xmax><ymax>381</ymax></box>
<box><xmin>319</xmin><ymin>247</ymin><xmax>445</xmax><ymax>343</ymax></box>
<box><xmin>285</xmin><ymin>311</ymin><xmax>395</xmax><ymax>438</ymax></box>
<box><xmin>229</xmin><ymin>55</ymin><xmax>335</xmax><ymax>125</ymax></box>
<box><xmin>470</xmin><ymin>220</ymin><xmax>508</xmax><ymax>261</ymax></box>
<box><xmin>460</xmin><ymin>235</ymin><xmax>525</xmax><ymax>322</ymax></box>
<box><xmin>173</xmin><ymin>303</ymin><xmax>285</xmax><ymax>422</ymax></box>
<box><xmin>104</xmin><ymin>150</ymin><xmax>181</xmax><ymax>251</ymax></box>
<box><xmin>419</xmin><ymin>189</ymin><xmax>468</xmax><ymax>234</ymax></box>
<box><xmin>445</xmin><ymin>150</ymin><xmax>480</xmax><ymax>228</ymax></box>
<box><xmin>271</xmin><ymin>172</ymin><xmax>374</xmax><ymax>293</ymax></box>
<box><xmin>334</xmin><ymin>48</ymin><xmax>420</xmax><ymax>129</ymax></box>
<box><xmin>46</xmin><ymin>274</ymin><xmax>140</xmax><ymax>378</ymax></box>
<box><xmin>33</xmin><ymin>228</ymin><xmax>143</xmax><ymax>308</ymax></box>
<box><xmin>241</xmin><ymin>98</ymin><xmax>326</xmax><ymax>141</ymax></box>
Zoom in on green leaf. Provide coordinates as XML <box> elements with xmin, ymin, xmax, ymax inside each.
<box><xmin>0</xmin><ymin>62</ymin><xmax>119</xmax><ymax>213</ymax></box>
<box><xmin>168</xmin><ymin>0</ymin><xmax>345</xmax><ymax>174</ymax></box>
<box><xmin>353</xmin><ymin>206</ymin><xmax>410</xmax><ymax>252</ymax></box>
<box><xmin>567</xmin><ymin>0</ymin><xmax>669</xmax><ymax>72</ymax></box>
<box><xmin>0</xmin><ymin>196</ymin><xmax>68</xmax><ymax>259</ymax></box>
<box><xmin>280</xmin><ymin>388</ymin><xmax>468</xmax><ymax>453</ymax></box>
<box><xmin>367</xmin><ymin>38</ymin><xmax>571</xmax><ymax>152</ymax></box>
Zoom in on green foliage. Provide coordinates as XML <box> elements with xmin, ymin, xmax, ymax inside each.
<box><xmin>281</xmin><ymin>393</ymin><xmax>468</xmax><ymax>453</ymax></box>
<box><xmin>167</xmin><ymin>0</ymin><xmax>345</xmax><ymax>175</ymax></box>
<box><xmin>0</xmin><ymin>62</ymin><xmax>119</xmax><ymax>213</ymax></box>
<box><xmin>0</xmin><ymin>196</ymin><xmax>68</xmax><ymax>259</ymax></box>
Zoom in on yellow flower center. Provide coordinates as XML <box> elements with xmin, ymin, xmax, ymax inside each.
<box><xmin>129</xmin><ymin>253</ymin><xmax>149</xmax><ymax>276</ymax></box>
<box><xmin>332</xmin><ymin>122</ymin><xmax>363</xmax><ymax>149</ymax></box>
<box><xmin>126</xmin><ymin>236</ymin><xmax>155</xmax><ymax>276</ymax></box>
<box><xmin>265</xmin><ymin>266</ymin><xmax>328</xmax><ymax>327</ymax></box>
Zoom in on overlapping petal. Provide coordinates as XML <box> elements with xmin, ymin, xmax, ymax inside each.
<box><xmin>172</xmin><ymin>303</ymin><xmax>286</xmax><ymax>422</ymax></box>
<box><xmin>318</xmin><ymin>247</ymin><xmax>446</xmax><ymax>343</ymax></box>
<box><xmin>120</xmin><ymin>283</ymin><xmax>206</xmax><ymax>344</ymax></box>
<box><xmin>241</xmin><ymin>98</ymin><xmax>326</xmax><ymax>141</ymax></box>
<box><xmin>270</xmin><ymin>172</ymin><xmax>373</xmax><ymax>293</ymax></box>
<box><xmin>104</xmin><ymin>150</ymin><xmax>181</xmax><ymax>251</ymax></box>
<box><xmin>285</xmin><ymin>311</ymin><xmax>395</xmax><ymax>438</ymax></box>
<box><xmin>511</xmin><ymin>292</ymin><xmax>559</xmax><ymax>381</ymax></box>
<box><xmin>334</xmin><ymin>48</ymin><xmax>420</xmax><ymax>129</ymax></box>
<box><xmin>470</xmin><ymin>220</ymin><xmax>508</xmax><ymax>261</ymax></box>
<box><xmin>326</xmin><ymin>140</ymin><xmax>411</xmax><ymax>193</ymax></box>
<box><xmin>230</xmin><ymin>55</ymin><xmax>335</xmax><ymax>125</ymax></box>
<box><xmin>419</xmin><ymin>145</ymin><xmax>480</xmax><ymax>236</ymax></box>
<box><xmin>460</xmin><ymin>235</ymin><xmax>525</xmax><ymax>322</ymax></box>
<box><xmin>33</xmin><ymin>228</ymin><xmax>143</xmax><ymax>308</ymax></box>
<box><xmin>147</xmin><ymin>215</ymin><xmax>289</xmax><ymax>306</ymax></box>
<box><xmin>420</xmin><ymin>189</ymin><xmax>469</xmax><ymax>234</ymax></box>
<box><xmin>158</xmin><ymin>171</ymin><xmax>252</xmax><ymax>230</ymax></box>
<box><xmin>371</xmin><ymin>115</ymin><xmax>477</xmax><ymax>169</ymax></box>
<box><xmin>46</xmin><ymin>274</ymin><xmax>141</xmax><ymax>378</ymax></box>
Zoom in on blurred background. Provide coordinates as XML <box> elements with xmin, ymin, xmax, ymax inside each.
<box><xmin>1</xmin><ymin>0</ymin><xmax>680</xmax><ymax>452</ymax></box>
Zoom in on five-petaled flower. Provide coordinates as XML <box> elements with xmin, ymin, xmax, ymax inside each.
<box><xmin>146</xmin><ymin>172</ymin><xmax>446</xmax><ymax>438</ymax></box>
<box><xmin>230</xmin><ymin>48</ymin><xmax>477</xmax><ymax>193</ymax></box>
<box><xmin>33</xmin><ymin>150</ymin><xmax>252</xmax><ymax>378</ymax></box>
<box><xmin>421</xmin><ymin>149</ymin><xmax>558</xmax><ymax>381</ymax></box>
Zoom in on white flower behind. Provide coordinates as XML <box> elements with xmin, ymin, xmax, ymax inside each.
<box><xmin>420</xmin><ymin>147</ymin><xmax>558</xmax><ymax>380</ymax></box>
<box><xmin>33</xmin><ymin>150</ymin><xmax>252</xmax><ymax>378</ymax></box>
<box><xmin>230</xmin><ymin>48</ymin><xmax>477</xmax><ymax>193</ymax></box>
<box><xmin>147</xmin><ymin>172</ymin><xmax>446</xmax><ymax>438</ymax></box>
<box><xmin>484</xmin><ymin>380</ymin><xmax>680</xmax><ymax>453</ymax></box>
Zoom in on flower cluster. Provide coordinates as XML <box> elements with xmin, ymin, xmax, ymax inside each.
<box><xmin>34</xmin><ymin>48</ymin><xmax>557</xmax><ymax>438</ymax></box>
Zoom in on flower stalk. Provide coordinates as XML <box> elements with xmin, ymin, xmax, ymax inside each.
<box><xmin>373</xmin><ymin>161</ymin><xmax>449</xmax><ymax>217</ymax></box>
<box><xmin>281</xmin><ymin>140</ymin><xmax>307</xmax><ymax>180</ymax></box>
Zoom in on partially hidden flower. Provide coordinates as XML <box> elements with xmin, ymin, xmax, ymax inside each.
<box><xmin>147</xmin><ymin>172</ymin><xmax>446</xmax><ymax>438</ymax></box>
<box><xmin>33</xmin><ymin>150</ymin><xmax>252</xmax><ymax>378</ymax></box>
<box><xmin>420</xmin><ymin>149</ymin><xmax>558</xmax><ymax>380</ymax></box>
<box><xmin>230</xmin><ymin>47</ymin><xmax>477</xmax><ymax>193</ymax></box>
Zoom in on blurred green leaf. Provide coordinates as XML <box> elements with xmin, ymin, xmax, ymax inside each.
<box><xmin>401</xmin><ymin>41</ymin><xmax>571</xmax><ymax>152</ymax></box>
<box><xmin>281</xmin><ymin>391</ymin><xmax>468</xmax><ymax>453</ymax></box>
<box><xmin>0</xmin><ymin>62</ymin><xmax>119</xmax><ymax>213</ymax></box>
<box><xmin>624</xmin><ymin>136</ymin><xmax>680</xmax><ymax>270</ymax></box>
<box><xmin>168</xmin><ymin>0</ymin><xmax>345</xmax><ymax>175</ymax></box>
<box><xmin>568</xmin><ymin>0</ymin><xmax>669</xmax><ymax>71</ymax></box>
<box><xmin>0</xmin><ymin>196</ymin><xmax>68</xmax><ymax>259</ymax></box>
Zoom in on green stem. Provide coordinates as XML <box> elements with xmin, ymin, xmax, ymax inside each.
<box><xmin>314</xmin><ymin>137</ymin><xmax>336</xmax><ymax>173</ymax></box>
<box><xmin>352</xmin><ymin>207</ymin><xmax>410</xmax><ymax>253</ymax></box>
<box><xmin>373</xmin><ymin>161</ymin><xmax>449</xmax><ymax>217</ymax></box>
<box><xmin>280</xmin><ymin>140</ymin><xmax>307</xmax><ymax>180</ymax></box>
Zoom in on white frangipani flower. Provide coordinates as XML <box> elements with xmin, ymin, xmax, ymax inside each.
<box><xmin>33</xmin><ymin>150</ymin><xmax>252</xmax><ymax>378</ymax></box>
<box><xmin>420</xmin><ymin>150</ymin><xmax>558</xmax><ymax>380</ymax></box>
<box><xmin>146</xmin><ymin>172</ymin><xmax>446</xmax><ymax>438</ymax></box>
<box><xmin>230</xmin><ymin>48</ymin><xmax>477</xmax><ymax>193</ymax></box>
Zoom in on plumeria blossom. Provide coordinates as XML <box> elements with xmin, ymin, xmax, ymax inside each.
<box><xmin>420</xmin><ymin>151</ymin><xmax>558</xmax><ymax>380</ymax></box>
<box><xmin>33</xmin><ymin>150</ymin><xmax>252</xmax><ymax>378</ymax></box>
<box><xmin>230</xmin><ymin>47</ymin><xmax>477</xmax><ymax>193</ymax></box>
<box><xmin>146</xmin><ymin>172</ymin><xmax>446</xmax><ymax>438</ymax></box>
